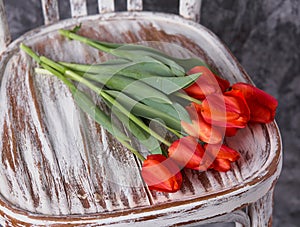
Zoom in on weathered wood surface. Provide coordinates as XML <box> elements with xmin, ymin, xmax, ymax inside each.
<box><xmin>127</xmin><ymin>0</ymin><xmax>143</xmax><ymax>11</ymax></box>
<box><xmin>98</xmin><ymin>0</ymin><xmax>115</xmax><ymax>14</ymax></box>
<box><xmin>0</xmin><ymin>0</ymin><xmax>10</xmax><ymax>53</ymax></box>
<box><xmin>249</xmin><ymin>189</ymin><xmax>275</xmax><ymax>226</ymax></box>
<box><xmin>70</xmin><ymin>0</ymin><xmax>88</xmax><ymax>18</ymax></box>
<box><xmin>41</xmin><ymin>0</ymin><xmax>59</xmax><ymax>25</ymax></box>
<box><xmin>0</xmin><ymin>12</ymin><xmax>282</xmax><ymax>226</ymax></box>
<box><xmin>179</xmin><ymin>0</ymin><xmax>202</xmax><ymax>22</ymax></box>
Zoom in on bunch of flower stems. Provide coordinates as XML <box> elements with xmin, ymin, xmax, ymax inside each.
<box><xmin>20</xmin><ymin>29</ymin><xmax>203</xmax><ymax>158</ymax></box>
<box><xmin>20</xmin><ymin>27</ymin><xmax>278</xmax><ymax>193</ymax></box>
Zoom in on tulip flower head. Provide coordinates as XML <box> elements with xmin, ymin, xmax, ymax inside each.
<box><xmin>231</xmin><ymin>82</ymin><xmax>278</xmax><ymax>123</ymax></box>
<box><xmin>20</xmin><ymin>31</ymin><xmax>278</xmax><ymax>194</ymax></box>
<box><xmin>181</xmin><ymin>103</ymin><xmax>223</xmax><ymax>144</ymax></box>
<box><xmin>200</xmin><ymin>90</ymin><xmax>250</xmax><ymax>128</ymax></box>
<box><xmin>141</xmin><ymin>154</ymin><xmax>183</xmax><ymax>193</ymax></box>
<box><xmin>204</xmin><ymin>144</ymin><xmax>240</xmax><ymax>172</ymax></box>
<box><xmin>184</xmin><ymin>66</ymin><xmax>230</xmax><ymax>100</ymax></box>
<box><xmin>168</xmin><ymin>136</ymin><xmax>205</xmax><ymax>170</ymax></box>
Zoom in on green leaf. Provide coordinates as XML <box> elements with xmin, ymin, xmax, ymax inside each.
<box><xmin>141</xmin><ymin>98</ymin><xmax>192</xmax><ymax>124</ymax></box>
<box><xmin>61</xmin><ymin>59</ymin><xmax>200</xmax><ymax>95</ymax></box>
<box><xmin>35</xmin><ymin>62</ymin><xmax>130</xmax><ymax>143</ymax></box>
<box><xmin>60</xmin><ymin>59</ymin><xmax>130</xmax><ymax>75</ymax></box>
<box><xmin>140</xmin><ymin>72</ymin><xmax>201</xmax><ymax>95</ymax></box>
<box><xmin>58</xmin><ymin>30</ymin><xmax>219</xmax><ymax>77</ymax></box>
<box><xmin>110</xmin><ymin>45</ymin><xmax>185</xmax><ymax>77</ymax></box>
<box><xmin>72</xmin><ymin>72</ymin><xmax>172</xmax><ymax>104</ymax></box>
<box><xmin>106</xmin><ymin>90</ymin><xmax>182</xmax><ymax>131</ymax></box>
<box><xmin>70</xmin><ymin>23</ymin><xmax>82</xmax><ymax>34</ymax></box>
<box><xmin>59</xmin><ymin>30</ymin><xmax>185</xmax><ymax>77</ymax></box>
<box><xmin>172</xmin><ymin>57</ymin><xmax>208</xmax><ymax>72</ymax></box>
<box><xmin>117</xmin><ymin>57</ymin><xmax>175</xmax><ymax>78</ymax></box>
<box><xmin>102</xmin><ymin>44</ymin><xmax>210</xmax><ymax>75</ymax></box>
<box><xmin>109</xmin><ymin>106</ymin><xmax>163</xmax><ymax>155</ymax></box>
<box><xmin>60</xmin><ymin>57</ymin><xmax>175</xmax><ymax>78</ymax></box>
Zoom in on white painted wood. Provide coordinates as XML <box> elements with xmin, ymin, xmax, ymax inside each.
<box><xmin>179</xmin><ymin>0</ymin><xmax>202</xmax><ymax>22</ymax></box>
<box><xmin>127</xmin><ymin>0</ymin><xmax>143</xmax><ymax>11</ymax></box>
<box><xmin>70</xmin><ymin>0</ymin><xmax>88</xmax><ymax>17</ymax></box>
<box><xmin>98</xmin><ymin>0</ymin><xmax>115</xmax><ymax>13</ymax></box>
<box><xmin>41</xmin><ymin>0</ymin><xmax>59</xmax><ymax>25</ymax></box>
<box><xmin>249</xmin><ymin>189</ymin><xmax>275</xmax><ymax>226</ymax></box>
<box><xmin>0</xmin><ymin>0</ymin><xmax>10</xmax><ymax>52</ymax></box>
<box><xmin>0</xmin><ymin>10</ymin><xmax>282</xmax><ymax>227</ymax></box>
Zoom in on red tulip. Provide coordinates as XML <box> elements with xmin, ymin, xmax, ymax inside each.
<box><xmin>225</xmin><ymin>127</ymin><xmax>239</xmax><ymax>137</ymax></box>
<box><xmin>184</xmin><ymin>66</ymin><xmax>230</xmax><ymax>100</ymax></box>
<box><xmin>232</xmin><ymin>82</ymin><xmax>278</xmax><ymax>123</ymax></box>
<box><xmin>141</xmin><ymin>154</ymin><xmax>182</xmax><ymax>193</ymax></box>
<box><xmin>200</xmin><ymin>89</ymin><xmax>250</xmax><ymax>128</ymax></box>
<box><xmin>181</xmin><ymin>103</ymin><xmax>223</xmax><ymax>144</ymax></box>
<box><xmin>168</xmin><ymin>136</ymin><xmax>205</xmax><ymax>170</ymax></box>
<box><xmin>209</xmin><ymin>158</ymin><xmax>231</xmax><ymax>172</ymax></box>
<box><xmin>204</xmin><ymin>144</ymin><xmax>240</xmax><ymax>172</ymax></box>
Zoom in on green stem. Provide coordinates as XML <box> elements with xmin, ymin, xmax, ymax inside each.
<box><xmin>61</xmin><ymin>66</ymin><xmax>172</xmax><ymax>147</ymax></box>
<box><xmin>39</xmin><ymin>63</ymin><xmax>76</xmax><ymax>92</ymax></box>
<box><xmin>65</xmin><ymin>70</ymin><xmax>102</xmax><ymax>93</ymax></box>
<box><xmin>35</xmin><ymin>68</ymin><xmax>52</xmax><ymax>75</ymax></box>
<box><xmin>56</xmin><ymin>63</ymin><xmax>171</xmax><ymax>146</ymax></box>
<box><xmin>175</xmin><ymin>92</ymin><xmax>202</xmax><ymax>105</ymax></box>
<box><xmin>116</xmin><ymin>138</ymin><xmax>145</xmax><ymax>161</ymax></box>
<box><xmin>40</xmin><ymin>56</ymin><xmax>66</xmax><ymax>74</ymax></box>
<box><xmin>38</xmin><ymin>64</ymin><xmax>173</xmax><ymax>147</ymax></box>
<box><xmin>42</xmin><ymin>65</ymin><xmax>146</xmax><ymax>161</ymax></box>
<box><xmin>21</xmin><ymin>43</ymin><xmax>172</xmax><ymax>148</ymax></box>
<box><xmin>20</xmin><ymin>43</ymin><xmax>41</xmax><ymax>63</ymax></box>
<box><xmin>59</xmin><ymin>29</ymin><xmax>113</xmax><ymax>53</ymax></box>
<box><xmin>20</xmin><ymin>43</ymin><xmax>146</xmax><ymax>162</ymax></box>
<box><xmin>166</xmin><ymin>127</ymin><xmax>182</xmax><ymax>138</ymax></box>
<box><xmin>100</xmin><ymin>91</ymin><xmax>172</xmax><ymax>147</ymax></box>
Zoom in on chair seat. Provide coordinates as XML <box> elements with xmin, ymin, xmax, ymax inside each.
<box><xmin>0</xmin><ymin>12</ymin><xmax>282</xmax><ymax>226</ymax></box>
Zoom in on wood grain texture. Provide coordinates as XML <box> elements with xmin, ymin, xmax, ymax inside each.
<box><xmin>179</xmin><ymin>0</ymin><xmax>202</xmax><ymax>22</ymax></box>
<box><xmin>0</xmin><ymin>0</ymin><xmax>10</xmax><ymax>53</ymax></box>
<box><xmin>127</xmin><ymin>0</ymin><xmax>143</xmax><ymax>11</ymax></box>
<box><xmin>98</xmin><ymin>0</ymin><xmax>115</xmax><ymax>14</ymax></box>
<box><xmin>70</xmin><ymin>0</ymin><xmax>88</xmax><ymax>18</ymax></box>
<box><xmin>41</xmin><ymin>0</ymin><xmax>59</xmax><ymax>25</ymax></box>
<box><xmin>249</xmin><ymin>189</ymin><xmax>275</xmax><ymax>226</ymax></box>
<box><xmin>0</xmin><ymin>12</ymin><xmax>282</xmax><ymax>226</ymax></box>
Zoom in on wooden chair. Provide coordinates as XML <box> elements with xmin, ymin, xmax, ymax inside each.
<box><xmin>0</xmin><ymin>0</ymin><xmax>282</xmax><ymax>226</ymax></box>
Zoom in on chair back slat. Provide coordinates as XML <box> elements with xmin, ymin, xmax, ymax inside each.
<box><xmin>0</xmin><ymin>0</ymin><xmax>10</xmax><ymax>52</ymax></box>
<box><xmin>41</xmin><ymin>0</ymin><xmax>60</xmax><ymax>25</ymax></box>
<box><xmin>70</xmin><ymin>0</ymin><xmax>87</xmax><ymax>17</ymax></box>
<box><xmin>98</xmin><ymin>0</ymin><xmax>115</xmax><ymax>13</ymax></box>
<box><xmin>0</xmin><ymin>0</ymin><xmax>202</xmax><ymax>51</ymax></box>
<box><xmin>179</xmin><ymin>0</ymin><xmax>202</xmax><ymax>22</ymax></box>
<box><xmin>127</xmin><ymin>0</ymin><xmax>143</xmax><ymax>11</ymax></box>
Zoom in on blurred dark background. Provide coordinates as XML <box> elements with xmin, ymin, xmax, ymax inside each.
<box><xmin>3</xmin><ymin>0</ymin><xmax>300</xmax><ymax>226</ymax></box>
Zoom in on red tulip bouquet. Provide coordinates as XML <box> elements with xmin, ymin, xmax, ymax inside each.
<box><xmin>20</xmin><ymin>25</ymin><xmax>278</xmax><ymax>193</ymax></box>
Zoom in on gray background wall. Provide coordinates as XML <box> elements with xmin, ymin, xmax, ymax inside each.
<box><xmin>3</xmin><ymin>0</ymin><xmax>300</xmax><ymax>226</ymax></box>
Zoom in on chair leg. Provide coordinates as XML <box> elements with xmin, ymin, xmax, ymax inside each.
<box><xmin>233</xmin><ymin>209</ymin><xmax>250</xmax><ymax>227</ymax></box>
<box><xmin>235</xmin><ymin>222</ymin><xmax>245</xmax><ymax>227</ymax></box>
<box><xmin>248</xmin><ymin>188</ymin><xmax>275</xmax><ymax>227</ymax></box>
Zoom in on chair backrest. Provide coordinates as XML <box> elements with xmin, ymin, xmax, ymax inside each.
<box><xmin>0</xmin><ymin>0</ymin><xmax>202</xmax><ymax>53</ymax></box>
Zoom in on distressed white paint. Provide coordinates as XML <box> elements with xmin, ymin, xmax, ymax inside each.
<box><xmin>0</xmin><ymin>10</ymin><xmax>282</xmax><ymax>227</ymax></box>
<box><xmin>98</xmin><ymin>0</ymin><xmax>115</xmax><ymax>13</ymax></box>
<box><xmin>70</xmin><ymin>0</ymin><xmax>88</xmax><ymax>18</ymax></box>
<box><xmin>41</xmin><ymin>0</ymin><xmax>59</xmax><ymax>25</ymax></box>
<box><xmin>179</xmin><ymin>0</ymin><xmax>202</xmax><ymax>22</ymax></box>
<box><xmin>127</xmin><ymin>0</ymin><xmax>143</xmax><ymax>11</ymax></box>
<box><xmin>0</xmin><ymin>0</ymin><xmax>10</xmax><ymax>53</ymax></box>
